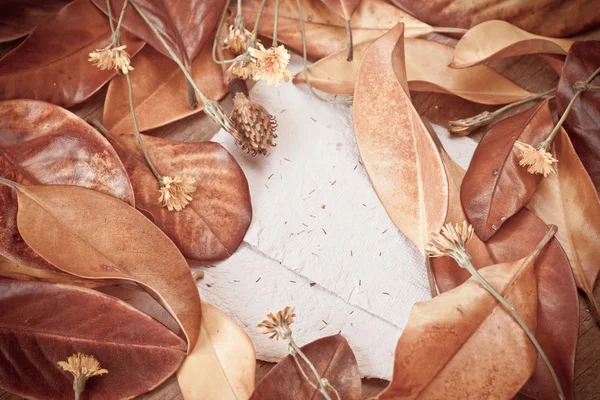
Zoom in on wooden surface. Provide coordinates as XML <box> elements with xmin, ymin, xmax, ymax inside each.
<box><xmin>0</xmin><ymin>16</ymin><xmax>599</xmax><ymax>400</ymax></box>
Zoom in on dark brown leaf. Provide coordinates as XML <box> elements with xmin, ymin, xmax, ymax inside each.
<box><xmin>0</xmin><ymin>0</ymin><xmax>145</xmax><ymax>107</ymax></box>
<box><xmin>390</xmin><ymin>0</ymin><xmax>600</xmax><ymax>37</ymax></box>
<box><xmin>0</xmin><ymin>0</ymin><xmax>72</xmax><ymax>42</ymax></box>
<box><xmin>461</xmin><ymin>100</ymin><xmax>552</xmax><ymax>241</ymax></box>
<box><xmin>0</xmin><ymin>100</ymin><xmax>134</xmax><ymax>272</ymax></box>
<box><xmin>250</xmin><ymin>334</ymin><xmax>361</xmax><ymax>399</ymax></box>
<box><xmin>556</xmin><ymin>40</ymin><xmax>600</xmax><ymax>194</ymax></box>
<box><xmin>0</xmin><ymin>280</ymin><xmax>186</xmax><ymax>400</ymax></box>
<box><xmin>108</xmin><ymin>132</ymin><xmax>251</xmax><ymax>262</ymax></box>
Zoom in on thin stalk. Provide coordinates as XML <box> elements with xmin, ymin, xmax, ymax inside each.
<box><xmin>457</xmin><ymin>226</ymin><xmax>564</xmax><ymax>400</ymax></box>
<box><xmin>90</xmin><ymin>119</ymin><xmax>110</xmax><ymax>137</ymax></box>
<box><xmin>212</xmin><ymin>0</ymin><xmax>238</xmax><ymax>64</ymax></box>
<box><xmin>115</xmin><ymin>0</ymin><xmax>128</xmax><ymax>32</ymax></box>
<box><xmin>425</xmin><ymin>256</ymin><xmax>439</xmax><ymax>298</ymax></box>
<box><xmin>288</xmin><ymin>336</ymin><xmax>334</xmax><ymax>400</ymax></box>
<box><xmin>345</xmin><ymin>19</ymin><xmax>353</xmax><ymax>61</ymax></box>
<box><xmin>493</xmin><ymin>88</ymin><xmax>556</xmax><ymax>118</ymax></box>
<box><xmin>249</xmin><ymin>0</ymin><xmax>267</xmax><ymax>47</ymax></box>
<box><xmin>295</xmin><ymin>0</ymin><xmax>352</xmax><ymax>105</ymax></box>
<box><xmin>272</xmin><ymin>0</ymin><xmax>280</xmax><ymax>46</ymax></box>
<box><xmin>237</xmin><ymin>0</ymin><xmax>242</xmax><ymax>17</ymax></box>
<box><xmin>291</xmin><ymin>355</ymin><xmax>320</xmax><ymax>390</ymax></box>
<box><xmin>539</xmin><ymin>66</ymin><xmax>600</xmax><ymax>150</ymax></box>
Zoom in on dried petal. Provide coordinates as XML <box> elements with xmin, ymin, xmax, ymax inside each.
<box><xmin>249</xmin><ymin>44</ymin><xmax>294</xmax><ymax>87</ymax></box>
<box><xmin>58</xmin><ymin>353</ymin><xmax>108</xmax><ymax>399</ymax></box>
<box><xmin>228</xmin><ymin>59</ymin><xmax>259</xmax><ymax>80</ymax></box>
<box><xmin>258</xmin><ymin>306</ymin><xmax>295</xmax><ymax>340</ymax></box>
<box><xmin>514</xmin><ymin>141</ymin><xmax>558</xmax><ymax>177</ymax></box>
<box><xmin>158</xmin><ymin>175</ymin><xmax>197</xmax><ymax>212</ymax></box>
<box><xmin>224</xmin><ymin>24</ymin><xmax>252</xmax><ymax>55</ymax></box>
<box><xmin>230</xmin><ymin>92</ymin><xmax>277</xmax><ymax>156</ymax></box>
<box><xmin>426</xmin><ymin>221</ymin><xmax>473</xmax><ymax>257</ymax></box>
<box><xmin>89</xmin><ymin>44</ymin><xmax>133</xmax><ymax>74</ymax></box>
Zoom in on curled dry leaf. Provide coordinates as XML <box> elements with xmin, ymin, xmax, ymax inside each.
<box><xmin>377</xmin><ymin>247</ymin><xmax>540</xmax><ymax>399</ymax></box>
<box><xmin>556</xmin><ymin>40</ymin><xmax>600</xmax><ymax>194</ymax></box>
<box><xmin>390</xmin><ymin>0</ymin><xmax>600</xmax><ymax>37</ymax></box>
<box><xmin>1</xmin><ymin>182</ymin><xmax>201</xmax><ymax>353</ymax></box>
<box><xmin>353</xmin><ymin>24</ymin><xmax>448</xmax><ymax>253</ymax></box>
<box><xmin>0</xmin><ymin>255</ymin><xmax>116</xmax><ymax>289</ymax></box>
<box><xmin>103</xmin><ymin>41</ymin><xmax>227</xmax><ymax>134</ymax></box>
<box><xmin>240</xmin><ymin>0</ymin><xmax>432</xmax><ymax>59</ymax></box>
<box><xmin>0</xmin><ymin>280</ymin><xmax>186</xmax><ymax>400</ymax></box>
<box><xmin>0</xmin><ymin>0</ymin><xmax>72</xmax><ymax>42</ymax></box>
<box><xmin>0</xmin><ymin>0</ymin><xmax>145</xmax><ymax>107</ymax></box>
<box><xmin>177</xmin><ymin>302</ymin><xmax>256</xmax><ymax>400</ymax></box>
<box><xmin>0</xmin><ymin>100</ymin><xmax>134</xmax><ymax>272</ymax></box>
<box><xmin>528</xmin><ymin>128</ymin><xmax>600</xmax><ymax>316</ymax></box>
<box><xmin>461</xmin><ymin>100</ymin><xmax>553</xmax><ymax>241</ymax></box>
<box><xmin>250</xmin><ymin>334</ymin><xmax>361</xmax><ymax>400</ymax></box>
<box><xmin>450</xmin><ymin>21</ymin><xmax>573</xmax><ymax>69</ymax></box>
<box><xmin>430</xmin><ymin>133</ymin><xmax>577</xmax><ymax>400</ymax></box>
<box><xmin>108</xmin><ymin>133</ymin><xmax>251</xmax><ymax>262</ymax></box>
<box><xmin>295</xmin><ymin>38</ymin><xmax>534</xmax><ymax>104</ymax></box>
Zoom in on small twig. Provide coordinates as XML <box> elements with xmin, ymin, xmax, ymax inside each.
<box><xmin>273</xmin><ymin>0</ymin><xmax>280</xmax><ymax>46</ymax></box>
<box><xmin>344</xmin><ymin>19</ymin><xmax>353</xmax><ymax>61</ymax></box>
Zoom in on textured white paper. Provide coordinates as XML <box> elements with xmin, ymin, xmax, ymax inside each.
<box><xmin>198</xmin><ymin>55</ymin><xmax>478</xmax><ymax>379</ymax></box>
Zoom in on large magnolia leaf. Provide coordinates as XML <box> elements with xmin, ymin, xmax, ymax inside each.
<box><xmin>250</xmin><ymin>334</ymin><xmax>361</xmax><ymax>399</ymax></box>
<box><xmin>353</xmin><ymin>24</ymin><xmax>448</xmax><ymax>253</ymax></box>
<box><xmin>92</xmin><ymin>0</ymin><xmax>224</xmax><ymax>77</ymax></box>
<box><xmin>528</xmin><ymin>128</ymin><xmax>600</xmax><ymax>316</ymax></box>
<box><xmin>449</xmin><ymin>21</ymin><xmax>573</xmax><ymax>69</ymax></box>
<box><xmin>0</xmin><ymin>0</ymin><xmax>145</xmax><ymax>107</ymax></box>
<box><xmin>556</xmin><ymin>41</ymin><xmax>600</xmax><ymax>194</ymax></box>
<box><xmin>240</xmin><ymin>0</ymin><xmax>432</xmax><ymax>59</ymax></box>
<box><xmin>390</xmin><ymin>0</ymin><xmax>600</xmax><ymax>37</ymax></box>
<box><xmin>177</xmin><ymin>302</ymin><xmax>256</xmax><ymax>400</ymax></box>
<box><xmin>295</xmin><ymin>38</ymin><xmax>533</xmax><ymax>104</ymax></box>
<box><xmin>432</xmin><ymin>133</ymin><xmax>577</xmax><ymax>400</ymax></box>
<box><xmin>377</xmin><ymin>242</ymin><xmax>542</xmax><ymax>398</ymax></box>
<box><xmin>0</xmin><ymin>100</ymin><xmax>134</xmax><ymax>272</ymax></box>
<box><xmin>0</xmin><ymin>0</ymin><xmax>72</xmax><ymax>42</ymax></box>
<box><xmin>107</xmin><ymin>132</ymin><xmax>251</xmax><ymax>262</ymax></box>
<box><xmin>0</xmin><ymin>280</ymin><xmax>186</xmax><ymax>400</ymax></box>
<box><xmin>103</xmin><ymin>41</ymin><xmax>227</xmax><ymax>134</ymax></box>
<box><xmin>0</xmin><ymin>181</ymin><xmax>202</xmax><ymax>353</ymax></box>
<box><xmin>461</xmin><ymin>100</ymin><xmax>552</xmax><ymax>241</ymax></box>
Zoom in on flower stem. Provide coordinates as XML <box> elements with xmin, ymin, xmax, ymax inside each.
<box><xmin>456</xmin><ymin>226</ymin><xmax>564</xmax><ymax>400</ymax></box>
<box><xmin>345</xmin><ymin>19</ymin><xmax>353</xmax><ymax>61</ymax></box>
<box><xmin>129</xmin><ymin>0</ymin><xmax>238</xmax><ymax>134</ymax></box>
<box><xmin>539</xmin><ymin>66</ymin><xmax>600</xmax><ymax>150</ymax></box>
<box><xmin>288</xmin><ymin>336</ymin><xmax>334</xmax><ymax>400</ymax></box>
<box><xmin>273</xmin><ymin>0</ymin><xmax>280</xmax><ymax>46</ymax></box>
<box><xmin>494</xmin><ymin>88</ymin><xmax>556</xmax><ymax>118</ymax></box>
<box><xmin>295</xmin><ymin>0</ymin><xmax>352</xmax><ymax>104</ymax></box>
<box><xmin>212</xmin><ymin>0</ymin><xmax>236</xmax><ymax>64</ymax></box>
<box><xmin>250</xmin><ymin>0</ymin><xmax>267</xmax><ymax>47</ymax></box>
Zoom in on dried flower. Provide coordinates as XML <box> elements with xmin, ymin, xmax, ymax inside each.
<box><xmin>228</xmin><ymin>59</ymin><xmax>259</xmax><ymax>80</ymax></box>
<box><xmin>230</xmin><ymin>92</ymin><xmax>277</xmax><ymax>155</ymax></box>
<box><xmin>58</xmin><ymin>353</ymin><xmax>108</xmax><ymax>400</ymax></box>
<box><xmin>448</xmin><ymin>111</ymin><xmax>495</xmax><ymax>136</ymax></box>
<box><xmin>258</xmin><ymin>306</ymin><xmax>295</xmax><ymax>340</ymax></box>
<box><xmin>224</xmin><ymin>24</ymin><xmax>252</xmax><ymax>55</ymax></box>
<box><xmin>158</xmin><ymin>175</ymin><xmax>196</xmax><ymax>212</ymax></box>
<box><xmin>89</xmin><ymin>44</ymin><xmax>133</xmax><ymax>74</ymax></box>
<box><xmin>426</xmin><ymin>221</ymin><xmax>473</xmax><ymax>257</ymax></box>
<box><xmin>249</xmin><ymin>44</ymin><xmax>294</xmax><ymax>87</ymax></box>
<box><xmin>514</xmin><ymin>141</ymin><xmax>557</xmax><ymax>177</ymax></box>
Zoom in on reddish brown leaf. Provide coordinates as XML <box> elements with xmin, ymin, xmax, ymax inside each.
<box><xmin>1</xmin><ymin>181</ymin><xmax>202</xmax><ymax>353</ymax></box>
<box><xmin>295</xmin><ymin>38</ymin><xmax>534</xmax><ymax>104</ymax></box>
<box><xmin>390</xmin><ymin>0</ymin><xmax>599</xmax><ymax>37</ymax></box>
<box><xmin>250</xmin><ymin>334</ymin><xmax>361</xmax><ymax>399</ymax></box>
<box><xmin>378</xmin><ymin>244</ymin><xmax>542</xmax><ymax>399</ymax></box>
<box><xmin>528</xmin><ymin>128</ymin><xmax>600</xmax><ymax>316</ymax></box>
<box><xmin>556</xmin><ymin>40</ymin><xmax>600</xmax><ymax>194</ymax></box>
<box><xmin>240</xmin><ymin>0</ymin><xmax>432</xmax><ymax>60</ymax></box>
<box><xmin>103</xmin><ymin>40</ymin><xmax>227</xmax><ymax>134</ymax></box>
<box><xmin>353</xmin><ymin>24</ymin><xmax>448</xmax><ymax>254</ymax></box>
<box><xmin>0</xmin><ymin>0</ymin><xmax>145</xmax><ymax>107</ymax></box>
<box><xmin>0</xmin><ymin>0</ymin><xmax>72</xmax><ymax>42</ymax></box>
<box><xmin>432</xmin><ymin>142</ymin><xmax>577</xmax><ymax>400</ymax></box>
<box><xmin>449</xmin><ymin>21</ymin><xmax>573</xmax><ymax>69</ymax></box>
<box><xmin>108</xmin><ymin>133</ymin><xmax>251</xmax><ymax>262</ymax></box>
<box><xmin>92</xmin><ymin>0</ymin><xmax>224</xmax><ymax>71</ymax></box>
<box><xmin>461</xmin><ymin>100</ymin><xmax>552</xmax><ymax>241</ymax></box>
<box><xmin>0</xmin><ymin>100</ymin><xmax>134</xmax><ymax>272</ymax></box>
<box><xmin>0</xmin><ymin>280</ymin><xmax>186</xmax><ymax>400</ymax></box>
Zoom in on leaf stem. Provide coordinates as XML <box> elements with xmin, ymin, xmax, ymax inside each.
<box><xmin>272</xmin><ymin>0</ymin><xmax>280</xmax><ymax>47</ymax></box>
<box><xmin>129</xmin><ymin>0</ymin><xmax>238</xmax><ymax>134</ymax></box>
<box><xmin>539</xmin><ymin>66</ymin><xmax>600</xmax><ymax>150</ymax></box>
<box><xmin>288</xmin><ymin>336</ymin><xmax>334</xmax><ymax>400</ymax></box>
<box><xmin>455</xmin><ymin>225</ymin><xmax>565</xmax><ymax>400</ymax></box>
<box><xmin>345</xmin><ymin>19</ymin><xmax>353</xmax><ymax>61</ymax></box>
<box><xmin>295</xmin><ymin>0</ymin><xmax>352</xmax><ymax>104</ymax></box>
